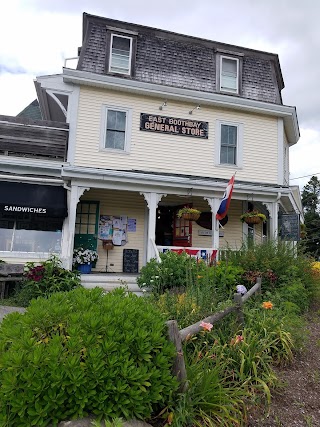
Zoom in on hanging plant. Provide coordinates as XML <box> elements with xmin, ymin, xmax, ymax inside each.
<box><xmin>177</xmin><ymin>207</ymin><xmax>201</xmax><ymax>221</ymax></box>
<box><xmin>240</xmin><ymin>210</ymin><xmax>267</xmax><ymax>225</ymax></box>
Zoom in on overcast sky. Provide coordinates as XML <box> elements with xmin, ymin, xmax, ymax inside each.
<box><xmin>0</xmin><ymin>0</ymin><xmax>318</xmax><ymax>190</ymax></box>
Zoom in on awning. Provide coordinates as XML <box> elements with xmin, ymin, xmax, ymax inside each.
<box><xmin>0</xmin><ymin>182</ymin><xmax>68</xmax><ymax>218</ymax></box>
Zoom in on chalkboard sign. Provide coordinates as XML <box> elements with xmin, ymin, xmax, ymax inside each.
<box><xmin>280</xmin><ymin>214</ymin><xmax>300</xmax><ymax>241</ymax></box>
<box><xmin>123</xmin><ymin>249</ymin><xmax>139</xmax><ymax>273</ymax></box>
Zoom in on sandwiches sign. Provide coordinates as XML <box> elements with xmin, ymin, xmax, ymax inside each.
<box><xmin>3</xmin><ymin>205</ymin><xmax>47</xmax><ymax>214</ymax></box>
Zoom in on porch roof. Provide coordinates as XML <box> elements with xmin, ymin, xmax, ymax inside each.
<box><xmin>62</xmin><ymin>165</ymin><xmax>293</xmax><ymax>202</ymax></box>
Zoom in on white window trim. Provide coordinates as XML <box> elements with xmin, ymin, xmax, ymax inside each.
<box><xmin>220</xmin><ymin>56</ymin><xmax>239</xmax><ymax>94</ymax></box>
<box><xmin>215</xmin><ymin>120</ymin><xmax>243</xmax><ymax>169</ymax></box>
<box><xmin>100</xmin><ymin>105</ymin><xmax>132</xmax><ymax>154</ymax></box>
<box><xmin>109</xmin><ymin>33</ymin><xmax>133</xmax><ymax>76</ymax></box>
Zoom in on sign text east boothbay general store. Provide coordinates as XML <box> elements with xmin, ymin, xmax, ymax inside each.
<box><xmin>140</xmin><ymin>113</ymin><xmax>208</xmax><ymax>139</ymax></box>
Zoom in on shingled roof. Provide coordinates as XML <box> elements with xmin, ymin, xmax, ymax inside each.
<box><xmin>17</xmin><ymin>99</ymin><xmax>42</xmax><ymax>120</ymax></box>
<box><xmin>77</xmin><ymin>13</ymin><xmax>284</xmax><ymax>105</ymax></box>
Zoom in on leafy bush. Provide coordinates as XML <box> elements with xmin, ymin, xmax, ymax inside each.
<box><xmin>0</xmin><ymin>287</ymin><xmax>177</xmax><ymax>426</ymax></box>
<box><xmin>224</xmin><ymin>241</ymin><xmax>316</xmax><ymax>292</ymax></box>
<box><xmin>13</xmin><ymin>256</ymin><xmax>80</xmax><ymax>307</ymax></box>
<box><xmin>137</xmin><ymin>251</ymin><xmax>199</xmax><ymax>293</ymax></box>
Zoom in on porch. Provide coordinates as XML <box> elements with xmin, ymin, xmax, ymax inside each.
<box><xmin>60</xmin><ymin>169</ymin><xmax>301</xmax><ymax>273</ymax></box>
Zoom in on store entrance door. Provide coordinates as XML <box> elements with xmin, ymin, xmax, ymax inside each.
<box><xmin>74</xmin><ymin>201</ymin><xmax>99</xmax><ymax>250</ymax></box>
<box><xmin>172</xmin><ymin>206</ymin><xmax>192</xmax><ymax>247</ymax></box>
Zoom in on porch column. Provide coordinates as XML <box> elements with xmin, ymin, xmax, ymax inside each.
<box><xmin>61</xmin><ymin>185</ymin><xmax>90</xmax><ymax>269</ymax></box>
<box><xmin>204</xmin><ymin>197</ymin><xmax>221</xmax><ymax>250</ymax></box>
<box><xmin>141</xmin><ymin>192</ymin><xmax>166</xmax><ymax>262</ymax></box>
<box><xmin>264</xmin><ymin>201</ymin><xmax>279</xmax><ymax>240</ymax></box>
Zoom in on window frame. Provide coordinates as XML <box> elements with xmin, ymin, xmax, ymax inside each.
<box><xmin>219</xmin><ymin>55</ymin><xmax>240</xmax><ymax>94</ymax></box>
<box><xmin>215</xmin><ymin>120</ymin><xmax>243</xmax><ymax>169</ymax></box>
<box><xmin>0</xmin><ymin>213</ymin><xmax>63</xmax><ymax>254</ymax></box>
<box><xmin>108</xmin><ymin>33</ymin><xmax>133</xmax><ymax>76</ymax></box>
<box><xmin>100</xmin><ymin>105</ymin><xmax>132</xmax><ymax>154</ymax></box>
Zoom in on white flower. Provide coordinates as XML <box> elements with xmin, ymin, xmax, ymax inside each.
<box><xmin>72</xmin><ymin>247</ymin><xmax>99</xmax><ymax>266</ymax></box>
<box><xmin>236</xmin><ymin>285</ymin><xmax>247</xmax><ymax>295</ymax></box>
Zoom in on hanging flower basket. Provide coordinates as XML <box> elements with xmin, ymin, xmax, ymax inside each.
<box><xmin>244</xmin><ymin>216</ymin><xmax>262</xmax><ymax>225</ymax></box>
<box><xmin>177</xmin><ymin>207</ymin><xmax>201</xmax><ymax>221</ymax></box>
<box><xmin>181</xmin><ymin>212</ymin><xmax>201</xmax><ymax>221</ymax></box>
<box><xmin>240</xmin><ymin>210</ymin><xmax>267</xmax><ymax>225</ymax></box>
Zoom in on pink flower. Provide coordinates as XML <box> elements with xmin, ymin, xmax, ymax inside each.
<box><xmin>200</xmin><ymin>321</ymin><xmax>213</xmax><ymax>332</ymax></box>
<box><xmin>230</xmin><ymin>335</ymin><xmax>244</xmax><ymax>346</ymax></box>
<box><xmin>235</xmin><ymin>335</ymin><xmax>244</xmax><ymax>344</ymax></box>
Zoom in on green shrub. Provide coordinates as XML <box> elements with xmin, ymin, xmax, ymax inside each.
<box><xmin>224</xmin><ymin>241</ymin><xmax>312</xmax><ymax>289</ymax></box>
<box><xmin>13</xmin><ymin>256</ymin><xmax>80</xmax><ymax>307</ymax></box>
<box><xmin>137</xmin><ymin>251</ymin><xmax>199</xmax><ymax>293</ymax></box>
<box><xmin>0</xmin><ymin>287</ymin><xmax>178</xmax><ymax>426</ymax></box>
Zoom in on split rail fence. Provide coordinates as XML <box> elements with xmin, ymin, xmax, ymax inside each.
<box><xmin>166</xmin><ymin>277</ymin><xmax>262</xmax><ymax>392</ymax></box>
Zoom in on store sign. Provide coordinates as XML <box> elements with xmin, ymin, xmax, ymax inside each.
<box><xmin>0</xmin><ymin>182</ymin><xmax>68</xmax><ymax>218</ymax></box>
<box><xmin>140</xmin><ymin>113</ymin><xmax>208</xmax><ymax>139</ymax></box>
<box><xmin>280</xmin><ymin>214</ymin><xmax>300</xmax><ymax>241</ymax></box>
<box><xmin>3</xmin><ymin>205</ymin><xmax>47</xmax><ymax>214</ymax></box>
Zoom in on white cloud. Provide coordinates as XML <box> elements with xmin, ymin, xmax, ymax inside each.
<box><xmin>0</xmin><ymin>73</ymin><xmax>37</xmax><ymax>116</ymax></box>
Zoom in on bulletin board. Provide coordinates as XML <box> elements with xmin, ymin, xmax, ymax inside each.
<box><xmin>98</xmin><ymin>215</ymin><xmax>128</xmax><ymax>246</ymax></box>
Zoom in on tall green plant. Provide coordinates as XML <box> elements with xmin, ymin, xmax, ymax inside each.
<box><xmin>170</xmin><ymin>348</ymin><xmax>247</xmax><ymax>427</ymax></box>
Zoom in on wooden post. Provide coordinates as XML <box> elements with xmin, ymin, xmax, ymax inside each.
<box><xmin>233</xmin><ymin>293</ymin><xmax>245</xmax><ymax>328</ymax></box>
<box><xmin>256</xmin><ymin>277</ymin><xmax>262</xmax><ymax>295</ymax></box>
<box><xmin>166</xmin><ymin>320</ymin><xmax>188</xmax><ymax>392</ymax></box>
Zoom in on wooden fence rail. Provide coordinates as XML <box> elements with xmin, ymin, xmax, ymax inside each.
<box><xmin>166</xmin><ymin>277</ymin><xmax>262</xmax><ymax>391</ymax></box>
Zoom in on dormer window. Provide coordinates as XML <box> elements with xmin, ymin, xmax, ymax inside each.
<box><xmin>109</xmin><ymin>34</ymin><xmax>132</xmax><ymax>75</ymax></box>
<box><xmin>220</xmin><ymin>56</ymin><xmax>239</xmax><ymax>94</ymax></box>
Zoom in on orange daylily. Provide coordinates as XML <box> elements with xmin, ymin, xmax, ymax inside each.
<box><xmin>262</xmin><ymin>301</ymin><xmax>273</xmax><ymax>310</ymax></box>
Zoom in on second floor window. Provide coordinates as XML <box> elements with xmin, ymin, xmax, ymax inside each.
<box><xmin>220</xmin><ymin>56</ymin><xmax>239</xmax><ymax>93</ymax></box>
<box><xmin>220</xmin><ymin>124</ymin><xmax>237</xmax><ymax>165</ymax></box>
<box><xmin>105</xmin><ymin>109</ymin><xmax>127</xmax><ymax>150</ymax></box>
<box><xmin>109</xmin><ymin>34</ymin><xmax>132</xmax><ymax>75</ymax></box>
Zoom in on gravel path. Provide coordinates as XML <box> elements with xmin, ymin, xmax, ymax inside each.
<box><xmin>247</xmin><ymin>306</ymin><xmax>320</xmax><ymax>426</ymax></box>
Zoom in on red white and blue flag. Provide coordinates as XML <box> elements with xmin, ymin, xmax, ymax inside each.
<box><xmin>216</xmin><ymin>175</ymin><xmax>235</xmax><ymax>221</ymax></box>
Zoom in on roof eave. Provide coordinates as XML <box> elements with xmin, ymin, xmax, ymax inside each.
<box><xmin>63</xmin><ymin>68</ymin><xmax>300</xmax><ymax>145</ymax></box>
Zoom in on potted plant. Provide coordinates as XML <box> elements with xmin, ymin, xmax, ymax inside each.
<box><xmin>240</xmin><ymin>210</ymin><xmax>267</xmax><ymax>225</ymax></box>
<box><xmin>177</xmin><ymin>207</ymin><xmax>201</xmax><ymax>221</ymax></box>
<box><xmin>73</xmin><ymin>247</ymin><xmax>99</xmax><ymax>274</ymax></box>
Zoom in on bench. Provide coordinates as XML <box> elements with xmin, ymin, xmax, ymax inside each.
<box><xmin>0</xmin><ymin>264</ymin><xmax>25</xmax><ymax>299</ymax></box>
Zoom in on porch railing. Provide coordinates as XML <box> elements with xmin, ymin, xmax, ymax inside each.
<box><xmin>157</xmin><ymin>245</ymin><xmax>217</xmax><ymax>263</ymax></box>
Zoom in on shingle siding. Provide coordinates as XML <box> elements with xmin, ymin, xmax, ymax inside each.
<box><xmin>78</xmin><ymin>18</ymin><xmax>282</xmax><ymax>105</ymax></box>
<box><xmin>80</xmin><ymin>22</ymin><xmax>106</xmax><ymax>74</ymax></box>
<box><xmin>242</xmin><ymin>56</ymin><xmax>279</xmax><ymax>103</ymax></box>
<box><xmin>135</xmin><ymin>35</ymin><xmax>216</xmax><ymax>92</ymax></box>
